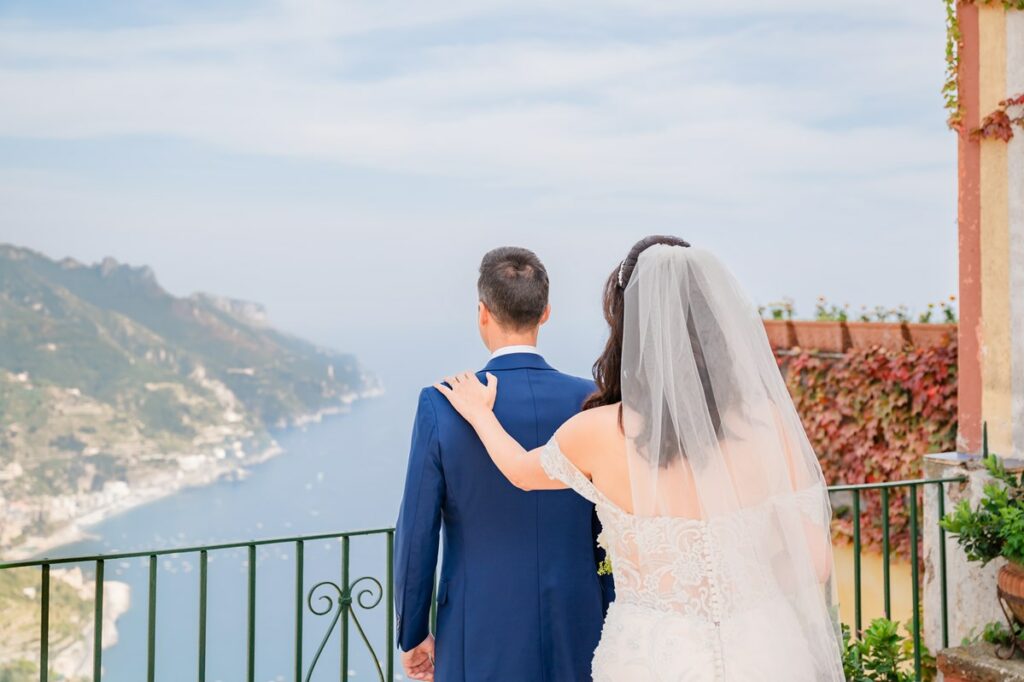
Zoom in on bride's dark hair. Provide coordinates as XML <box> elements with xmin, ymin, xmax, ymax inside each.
<box><xmin>586</xmin><ymin>235</ymin><xmax>745</xmax><ymax>466</ymax></box>
<box><xmin>583</xmin><ymin>235</ymin><xmax>690</xmax><ymax>414</ymax></box>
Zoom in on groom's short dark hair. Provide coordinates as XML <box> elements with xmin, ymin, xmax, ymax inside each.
<box><xmin>478</xmin><ymin>247</ymin><xmax>549</xmax><ymax>330</ymax></box>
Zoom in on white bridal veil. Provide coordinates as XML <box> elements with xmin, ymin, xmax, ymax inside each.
<box><xmin>620</xmin><ymin>244</ymin><xmax>844</xmax><ymax>677</ymax></box>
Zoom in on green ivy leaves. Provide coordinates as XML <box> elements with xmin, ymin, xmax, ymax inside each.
<box><xmin>943</xmin><ymin>0</ymin><xmax>962</xmax><ymax>128</ymax></box>
<box><xmin>941</xmin><ymin>454</ymin><xmax>1024</xmax><ymax>565</ymax></box>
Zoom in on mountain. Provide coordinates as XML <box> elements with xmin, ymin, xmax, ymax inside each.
<box><xmin>0</xmin><ymin>243</ymin><xmax>376</xmax><ymax>552</ymax></box>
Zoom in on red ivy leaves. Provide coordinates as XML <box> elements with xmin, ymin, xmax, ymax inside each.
<box><xmin>973</xmin><ymin>110</ymin><xmax>1017</xmax><ymax>142</ymax></box>
<box><xmin>971</xmin><ymin>92</ymin><xmax>1024</xmax><ymax>142</ymax></box>
<box><xmin>1004</xmin><ymin>93</ymin><xmax>1024</xmax><ymax>108</ymax></box>
<box><xmin>780</xmin><ymin>342</ymin><xmax>958</xmax><ymax>558</ymax></box>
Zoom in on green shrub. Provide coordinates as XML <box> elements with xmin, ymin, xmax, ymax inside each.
<box><xmin>843</xmin><ymin>618</ymin><xmax>936</xmax><ymax>682</ymax></box>
<box><xmin>0</xmin><ymin>662</ymin><xmax>37</xmax><ymax>682</ymax></box>
<box><xmin>941</xmin><ymin>454</ymin><xmax>1024</xmax><ymax>565</ymax></box>
<box><xmin>961</xmin><ymin>619</ymin><xmax>1024</xmax><ymax>647</ymax></box>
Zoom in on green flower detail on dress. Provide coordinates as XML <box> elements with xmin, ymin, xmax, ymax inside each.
<box><xmin>596</xmin><ymin>530</ymin><xmax>613</xmax><ymax>575</ymax></box>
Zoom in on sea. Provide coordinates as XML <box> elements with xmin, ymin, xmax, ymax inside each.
<box><xmin>38</xmin><ymin>329</ymin><xmax>603</xmax><ymax>681</ymax></box>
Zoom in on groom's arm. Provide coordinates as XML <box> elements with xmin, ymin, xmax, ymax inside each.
<box><xmin>394</xmin><ymin>388</ymin><xmax>445</xmax><ymax>652</ymax></box>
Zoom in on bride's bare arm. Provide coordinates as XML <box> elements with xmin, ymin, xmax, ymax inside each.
<box><xmin>434</xmin><ymin>371</ymin><xmax>567</xmax><ymax>491</ymax></box>
<box><xmin>772</xmin><ymin>408</ymin><xmax>834</xmax><ymax>583</ymax></box>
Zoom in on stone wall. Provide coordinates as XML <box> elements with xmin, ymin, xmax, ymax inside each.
<box><xmin>923</xmin><ymin>454</ymin><xmax>1009</xmax><ymax>655</ymax></box>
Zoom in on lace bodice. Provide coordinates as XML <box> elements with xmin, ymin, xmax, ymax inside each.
<box><xmin>540</xmin><ymin>439</ymin><xmax>823</xmax><ymax>623</ymax></box>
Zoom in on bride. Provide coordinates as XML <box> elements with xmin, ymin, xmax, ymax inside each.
<box><xmin>435</xmin><ymin>236</ymin><xmax>846</xmax><ymax>681</ymax></box>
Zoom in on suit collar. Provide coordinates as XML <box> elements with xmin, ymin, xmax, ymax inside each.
<box><xmin>483</xmin><ymin>352</ymin><xmax>555</xmax><ymax>372</ymax></box>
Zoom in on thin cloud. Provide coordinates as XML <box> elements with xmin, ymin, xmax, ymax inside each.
<box><xmin>0</xmin><ymin>0</ymin><xmax>956</xmax><ymax>336</ymax></box>
<box><xmin>0</xmin><ymin>0</ymin><xmax>949</xmax><ymax>197</ymax></box>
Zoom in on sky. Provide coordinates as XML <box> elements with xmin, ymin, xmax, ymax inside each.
<box><xmin>0</xmin><ymin>0</ymin><xmax>958</xmax><ymax>380</ymax></box>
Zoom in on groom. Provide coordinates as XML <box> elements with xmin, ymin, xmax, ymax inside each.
<box><xmin>394</xmin><ymin>247</ymin><xmax>612</xmax><ymax>681</ymax></box>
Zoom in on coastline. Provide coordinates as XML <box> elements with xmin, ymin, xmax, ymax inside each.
<box><xmin>1</xmin><ymin>442</ymin><xmax>282</xmax><ymax>562</ymax></box>
<box><xmin>1</xmin><ymin>389</ymin><xmax>382</xmax><ymax>563</ymax></box>
<box><xmin>0</xmin><ymin>565</ymin><xmax>132</xmax><ymax>678</ymax></box>
<box><xmin>49</xmin><ymin>568</ymin><xmax>132</xmax><ymax>680</ymax></box>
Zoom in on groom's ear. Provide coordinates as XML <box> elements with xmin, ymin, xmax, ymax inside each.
<box><xmin>539</xmin><ymin>304</ymin><xmax>551</xmax><ymax>326</ymax></box>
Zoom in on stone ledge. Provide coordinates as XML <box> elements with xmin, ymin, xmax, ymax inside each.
<box><xmin>937</xmin><ymin>643</ymin><xmax>1024</xmax><ymax>682</ymax></box>
<box><xmin>925</xmin><ymin>451</ymin><xmax>1024</xmax><ymax>471</ymax></box>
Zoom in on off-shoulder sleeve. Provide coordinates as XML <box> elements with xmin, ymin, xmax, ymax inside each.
<box><xmin>539</xmin><ymin>438</ymin><xmax>602</xmax><ymax>506</ymax></box>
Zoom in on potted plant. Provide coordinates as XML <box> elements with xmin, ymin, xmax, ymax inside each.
<box><xmin>792</xmin><ymin>297</ymin><xmax>848</xmax><ymax>352</ymax></box>
<box><xmin>941</xmin><ymin>452</ymin><xmax>1024</xmax><ymax>632</ymax></box>
<box><xmin>760</xmin><ymin>299</ymin><xmax>796</xmax><ymax>350</ymax></box>
<box><xmin>905</xmin><ymin>297</ymin><xmax>957</xmax><ymax>348</ymax></box>
<box><xmin>846</xmin><ymin>305</ymin><xmax>910</xmax><ymax>351</ymax></box>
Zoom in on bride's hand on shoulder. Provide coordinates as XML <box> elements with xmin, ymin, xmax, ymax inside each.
<box><xmin>434</xmin><ymin>371</ymin><xmax>498</xmax><ymax>424</ymax></box>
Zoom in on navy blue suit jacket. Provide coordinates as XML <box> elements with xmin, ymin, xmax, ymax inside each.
<box><xmin>394</xmin><ymin>352</ymin><xmax>612</xmax><ymax>682</ymax></box>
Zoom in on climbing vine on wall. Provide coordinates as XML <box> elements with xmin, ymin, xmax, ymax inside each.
<box><xmin>781</xmin><ymin>342</ymin><xmax>958</xmax><ymax>556</ymax></box>
<box><xmin>944</xmin><ymin>0</ymin><xmax>964</xmax><ymax>127</ymax></box>
<box><xmin>972</xmin><ymin>93</ymin><xmax>1024</xmax><ymax>140</ymax></box>
<box><xmin>943</xmin><ymin>0</ymin><xmax>1024</xmax><ymax>131</ymax></box>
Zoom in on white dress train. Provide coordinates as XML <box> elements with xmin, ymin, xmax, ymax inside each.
<box><xmin>540</xmin><ymin>440</ymin><xmax>825</xmax><ymax>682</ymax></box>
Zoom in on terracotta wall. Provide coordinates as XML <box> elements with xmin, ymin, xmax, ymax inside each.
<box><xmin>762</xmin><ymin>320</ymin><xmax>955</xmax><ymax>354</ymax></box>
<box><xmin>958</xmin><ymin>1</ymin><xmax>1024</xmax><ymax>458</ymax></box>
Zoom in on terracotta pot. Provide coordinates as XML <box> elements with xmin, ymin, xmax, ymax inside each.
<box><xmin>762</xmin><ymin>320</ymin><xmax>795</xmax><ymax>350</ymax></box>
<box><xmin>905</xmin><ymin>323</ymin><xmax>956</xmax><ymax>348</ymax></box>
<box><xmin>846</xmin><ymin>321</ymin><xmax>910</xmax><ymax>351</ymax></box>
<box><xmin>792</xmin><ymin>321</ymin><xmax>848</xmax><ymax>353</ymax></box>
<box><xmin>997</xmin><ymin>561</ymin><xmax>1024</xmax><ymax>625</ymax></box>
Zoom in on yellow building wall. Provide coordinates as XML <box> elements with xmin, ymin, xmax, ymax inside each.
<box><xmin>978</xmin><ymin>4</ymin><xmax>1013</xmax><ymax>454</ymax></box>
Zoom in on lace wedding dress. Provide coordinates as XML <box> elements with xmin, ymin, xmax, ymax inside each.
<box><xmin>541</xmin><ymin>439</ymin><xmax>838</xmax><ymax>682</ymax></box>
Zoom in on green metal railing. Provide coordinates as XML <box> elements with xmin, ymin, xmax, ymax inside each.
<box><xmin>0</xmin><ymin>476</ymin><xmax>965</xmax><ymax>682</ymax></box>
<box><xmin>0</xmin><ymin>528</ymin><xmax>395</xmax><ymax>682</ymax></box>
<box><xmin>829</xmin><ymin>475</ymin><xmax>964</xmax><ymax>679</ymax></box>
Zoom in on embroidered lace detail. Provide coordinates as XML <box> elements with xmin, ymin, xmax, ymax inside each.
<box><xmin>540</xmin><ymin>438</ymin><xmax>818</xmax><ymax>621</ymax></box>
<box><xmin>542</xmin><ymin>438</ymin><xmax>829</xmax><ymax>682</ymax></box>
<box><xmin>540</xmin><ymin>439</ymin><xmax>603</xmax><ymax>506</ymax></box>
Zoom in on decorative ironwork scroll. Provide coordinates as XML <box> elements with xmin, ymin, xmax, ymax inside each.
<box><xmin>304</xmin><ymin>577</ymin><xmax>386</xmax><ymax>681</ymax></box>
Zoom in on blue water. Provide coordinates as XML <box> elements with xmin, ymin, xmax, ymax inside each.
<box><xmin>49</xmin><ymin>390</ymin><xmax>410</xmax><ymax>682</ymax></box>
<box><xmin>37</xmin><ymin>324</ymin><xmax>602</xmax><ymax>681</ymax></box>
